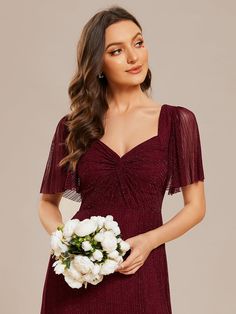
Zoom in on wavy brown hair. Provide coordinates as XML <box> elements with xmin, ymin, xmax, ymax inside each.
<box><xmin>59</xmin><ymin>5</ymin><xmax>152</xmax><ymax>172</ymax></box>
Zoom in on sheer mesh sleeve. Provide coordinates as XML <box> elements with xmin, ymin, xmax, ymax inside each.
<box><xmin>166</xmin><ymin>106</ymin><xmax>205</xmax><ymax>195</ymax></box>
<box><xmin>39</xmin><ymin>115</ymin><xmax>81</xmax><ymax>202</ymax></box>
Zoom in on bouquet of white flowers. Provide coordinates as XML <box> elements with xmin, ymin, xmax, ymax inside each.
<box><xmin>50</xmin><ymin>215</ymin><xmax>130</xmax><ymax>289</ymax></box>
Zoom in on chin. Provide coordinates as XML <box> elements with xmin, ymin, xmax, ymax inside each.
<box><xmin>128</xmin><ymin>75</ymin><xmax>146</xmax><ymax>84</ymax></box>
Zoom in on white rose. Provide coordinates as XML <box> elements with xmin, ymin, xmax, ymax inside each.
<box><xmin>119</xmin><ymin>239</ymin><xmax>131</xmax><ymax>252</ymax></box>
<box><xmin>52</xmin><ymin>260</ymin><xmax>66</xmax><ymax>275</ymax></box>
<box><xmin>100</xmin><ymin>259</ymin><xmax>118</xmax><ymax>275</ymax></box>
<box><xmin>92</xmin><ymin>249</ymin><xmax>103</xmax><ymax>261</ymax></box>
<box><xmin>99</xmin><ymin>227</ymin><xmax>106</xmax><ymax>232</ymax></box>
<box><xmin>113</xmin><ymin>226</ymin><xmax>121</xmax><ymax>236</ymax></box>
<box><xmin>108</xmin><ymin>250</ymin><xmax>119</xmax><ymax>259</ymax></box>
<box><xmin>91</xmin><ymin>263</ymin><xmax>101</xmax><ymax>276</ymax></box>
<box><xmin>105</xmin><ymin>215</ymin><xmax>114</xmax><ymax>222</ymax></box>
<box><xmin>101</xmin><ymin>232</ymin><xmax>118</xmax><ymax>253</ymax></box>
<box><xmin>50</xmin><ymin>230</ymin><xmax>68</xmax><ymax>257</ymax></box>
<box><xmin>50</xmin><ymin>230</ymin><xmax>63</xmax><ymax>248</ymax></box>
<box><xmin>104</xmin><ymin>220</ymin><xmax>121</xmax><ymax>236</ymax></box>
<box><xmin>67</xmin><ymin>261</ymin><xmax>83</xmax><ymax>281</ymax></box>
<box><xmin>73</xmin><ymin>255</ymin><xmax>94</xmax><ymax>274</ymax></box>
<box><xmin>104</xmin><ymin>220</ymin><xmax>120</xmax><ymax>235</ymax></box>
<box><xmin>90</xmin><ymin>256</ymin><xmax>96</xmax><ymax>262</ymax></box>
<box><xmin>82</xmin><ymin>240</ymin><xmax>93</xmax><ymax>251</ymax></box>
<box><xmin>82</xmin><ymin>272</ymin><xmax>103</xmax><ymax>285</ymax></box>
<box><xmin>90</xmin><ymin>216</ymin><xmax>106</xmax><ymax>229</ymax></box>
<box><xmin>116</xmin><ymin>255</ymin><xmax>123</xmax><ymax>263</ymax></box>
<box><xmin>94</xmin><ymin>231</ymin><xmax>105</xmax><ymax>242</ymax></box>
<box><xmin>103</xmin><ymin>230</ymin><xmax>114</xmax><ymax>237</ymax></box>
<box><xmin>74</xmin><ymin>219</ymin><xmax>98</xmax><ymax>237</ymax></box>
<box><xmin>64</xmin><ymin>272</ymin><xmax>83</xmax><ymax>289</ymax></box>
<box><xmin>63</xmin><ymin>219</ymin><xmax>80</xmax><ymax>238</ymax></box>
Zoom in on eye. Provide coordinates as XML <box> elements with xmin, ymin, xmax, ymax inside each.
<box><xmin>136</xmin><ymin>40</ymin><xmax>144</xmax><ymax>47</ymax></box>
<box><xmin>108</xmin><ymin>39</ymin><xmax>144</xmax><ymax>56</ymax></box>
<box><xmin>109</xmin><ymin>49</ymin><xmax>122</xmax><ymax>56</ymax></box>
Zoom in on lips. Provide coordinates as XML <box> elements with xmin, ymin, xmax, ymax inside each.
<box><xmin>127</xmin><ymin>65</ymin><xmax>142</xmax><ymax>72</ymax></box>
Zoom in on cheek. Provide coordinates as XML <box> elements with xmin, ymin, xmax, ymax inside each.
<box><xmin>103</xmin><ymin>56</ymin><xmax>127</xmax><ymax>74</ymax></box>
<box><xmin>140</xmin><ymin>47</ymin><xmax>148</xmax><ymax>61</ymax></box>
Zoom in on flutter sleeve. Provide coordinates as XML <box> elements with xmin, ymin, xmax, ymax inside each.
<box><xmin>39</xmin><ymin>115</ymin><xmax>81</xmax><ymax>202</ymax></box>
<box><xmin>166</xmin><ymin>106</ymin><xmax>205</xmax><ymax>195</ymax></box>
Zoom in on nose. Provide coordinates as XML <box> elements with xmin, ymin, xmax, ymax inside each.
<box><xmin>126</xmin><ymin>47</ymin><xmax>138</xmax><ymax>63</ymax></box>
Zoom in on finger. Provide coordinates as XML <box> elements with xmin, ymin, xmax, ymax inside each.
<box><xmin>119</xmin><ymin>251</ymin><xmax>138</xmax><ymax>270</ymax></box>
<box><xmin>120</xmin><ymin>264</ymin><xmax>141</xmax><ymax>275</ymax></box>
<box><xmin>118</xmin><ymin>260</ymin><xmax>141</xmax><ymax>273</ymax></box>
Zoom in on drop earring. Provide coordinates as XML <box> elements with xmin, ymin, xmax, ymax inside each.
<box><xmin>98</xmin><ymin>72</ymin><xmax>104</xmax><ymax>79</ymax></box>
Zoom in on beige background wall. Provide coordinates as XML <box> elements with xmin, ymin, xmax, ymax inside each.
<box><xmin>1</xmin><ymin>1</ymin><xmax>235</xmax><ymax>313</ymax></box>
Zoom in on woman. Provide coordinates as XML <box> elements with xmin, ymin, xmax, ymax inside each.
<box><xmin>38</xmin><ymin>5</ymin><xmax>206</xmax><ymax>314</ymax></box>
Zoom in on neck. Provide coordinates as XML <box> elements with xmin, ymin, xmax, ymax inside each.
<box><xmin>106</xmin><ymin>85</ymin><xmax>150</xmax><ymax>113</ymax></box>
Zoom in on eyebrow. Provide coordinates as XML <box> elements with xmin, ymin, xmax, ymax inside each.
<box><xmin>105</xmin><ymin>31</ymin><xmax>143</xmax><ymax>51</ymax></box>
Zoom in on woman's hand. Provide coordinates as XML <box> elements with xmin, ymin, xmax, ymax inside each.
<box><xmin>115</xmin><ymin>232</ymin><xmax>154</xmax><ymax>275</ymax></box>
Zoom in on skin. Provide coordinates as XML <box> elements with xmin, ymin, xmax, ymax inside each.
<box><xmin>39</xmin><ymin>20</ymin><xmax>206</xmax><ymax>276</ymax></box>
<box><xmin>100</xmin><ymin>20</ymin><xmax>163</xmax><ymax>156</ymax></box>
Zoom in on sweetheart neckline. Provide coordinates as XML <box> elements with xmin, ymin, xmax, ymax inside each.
<box><xmin>97</xmin><ymin>104</ymin><xmax>167</xmax><ymax>160</ymax></box>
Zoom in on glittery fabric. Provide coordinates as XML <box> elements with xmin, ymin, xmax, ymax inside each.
<box><xmin>39</xmin><ymin>104</ymin><xmax>205</xmax><ymax>314</ymax></box>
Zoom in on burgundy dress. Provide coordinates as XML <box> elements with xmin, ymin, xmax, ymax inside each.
<box><xmin>39</xmin><ymin>104</ymin><xmax>205</xmax><ymax>314</ymax></box>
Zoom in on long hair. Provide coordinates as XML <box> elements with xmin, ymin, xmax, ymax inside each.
<box><xmin>59</xmin><ymin>5</ymin><xmax>152</xmax><ymax>172</ymax></box>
